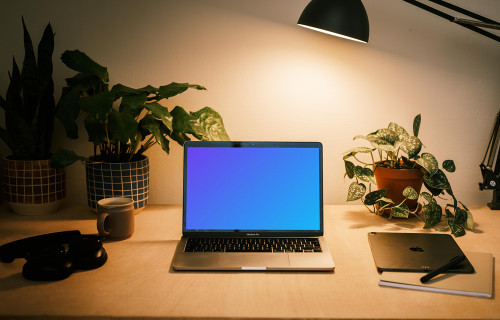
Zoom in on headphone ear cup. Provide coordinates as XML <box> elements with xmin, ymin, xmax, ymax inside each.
<box><xmin>22</xmin><ymin>245</ymin><xmax>74</xmax><ymax>281</ymax></box>
<box><xmin>68</xmin><ymin>235</ymin><xmax>108</xmax><ymax>270</ymax></box>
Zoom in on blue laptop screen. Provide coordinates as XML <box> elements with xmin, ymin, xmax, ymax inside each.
<box><xmin>183</xmin><ymin>142</ymin><xmax>322</xmax><ymax>232</ymax></box>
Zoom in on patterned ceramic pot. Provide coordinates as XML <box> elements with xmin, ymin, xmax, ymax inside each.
<box><xmin>85</xmin><ymin>156</ymin><xmax>149</xmax><ymax>211</ymax></box>
<box><xmin>2</xmin><ymin>157</ymin><xmax>66</xmax><ymax>215</ymax></box>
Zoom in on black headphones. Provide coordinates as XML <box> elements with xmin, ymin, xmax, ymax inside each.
<box><xmin>0</xmin><ymin>230</ymin><xmax>107</xmax><ymax>281</ymax></box>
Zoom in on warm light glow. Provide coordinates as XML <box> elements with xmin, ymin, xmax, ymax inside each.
<box><xmin>298</xmin><ymin>24</ymin><xmax>367</xmax><ymax>43</ymax></box>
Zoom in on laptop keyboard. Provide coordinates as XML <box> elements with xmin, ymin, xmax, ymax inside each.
<box><xmin>184</xmin><ymin>238</ymin><xmax>322</xmax><ymax>253</ymax></box>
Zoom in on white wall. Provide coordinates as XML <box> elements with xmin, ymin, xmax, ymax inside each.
<box><xmin>1</xmin><ymin>0</ymin><xmax>499</xmax><ymax>206</ymax></box>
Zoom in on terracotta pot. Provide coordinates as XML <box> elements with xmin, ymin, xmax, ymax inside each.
<box><xmin>373</xmin><ymin>165</ymin><xmax>424</xmax><ymax>213</ymax></box>
<box><xmin>2</xmin><ymin>157</ymin><xmax>66</xmax><ymax>215</ymax></box>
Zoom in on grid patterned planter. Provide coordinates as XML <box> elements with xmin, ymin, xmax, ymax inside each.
<box><xmin>2</xmin><ymin>157</ymin><xmax>66</xmax><ymax>215</ymax></box>
<box><xmin>85</xmin><ymin>156</ymin><xmax>149</xmax><ymax>211</ymax></box>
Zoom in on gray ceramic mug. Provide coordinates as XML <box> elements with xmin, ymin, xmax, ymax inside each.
<box><xmin>97</xmin><ymin>197</ymin><xmax>135</xmax><ymax>240</ymax></box>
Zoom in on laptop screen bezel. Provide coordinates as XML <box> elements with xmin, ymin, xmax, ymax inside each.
<box><xmin>181</xmin><ymin>141</ymin><xmax>324</xmax><ymax>237</ymax></box>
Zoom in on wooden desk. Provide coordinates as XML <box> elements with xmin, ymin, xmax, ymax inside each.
<box><xmin>0</xmin><ymin>204</ymin><xmax>498</xmax><ymax>319</ymax></box>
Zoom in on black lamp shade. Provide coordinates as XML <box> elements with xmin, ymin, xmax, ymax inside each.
<box><xmin>298</xmin><ymin>0</ymin><xmax>370</xmax><ymax>43</ymax></box>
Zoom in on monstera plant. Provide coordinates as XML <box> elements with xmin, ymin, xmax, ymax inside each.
<box><xmin>52</xmin><ymin>50</ymin><xmax>229</xmax><ymax>210</ymax></box>
<box><xmin>343</xmin><ymin>114</ymin><xmax>473</xmax><ymax>236</ymax></box>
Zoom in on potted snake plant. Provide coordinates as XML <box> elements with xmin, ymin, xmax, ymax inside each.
<box><xmin>52</xmin><ymin>50</ymin><xmax>230</xmax><ymax>210</ymax></box>
<box><xmin>0</xmin><ymin>18</ymin><xmax>65</xmax><ymax>215</ymax></box>
<box><xmin>343</xmin><ymin>114</ymin><xmax>473</xmax><ymax>236</ymax></box>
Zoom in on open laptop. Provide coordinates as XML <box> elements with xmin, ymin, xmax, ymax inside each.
<box><xmin>368</xmin><ymin>232</ymin><xmax>474</xmax><ymax>273</ymax></box>
<box><xmin>172</xmin><ymin>141</ymin><xmax>335</xmax><ymax>271</ymax></box>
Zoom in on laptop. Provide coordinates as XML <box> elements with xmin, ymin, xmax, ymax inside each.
<box><xmin>172</xmin><ymin>141</ymin><xmax>335</xmax><ymax>271</ymax></box>
<box><xmin>368</xmin><ymin>232</ymin><xmax>474</xmax><ymax>273</ymax></box>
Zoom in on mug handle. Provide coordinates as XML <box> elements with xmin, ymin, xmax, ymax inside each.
<box><xmin>97</xmin><ymin>213</ymin><xmax>111</xmax><ymax>237</ymax></box>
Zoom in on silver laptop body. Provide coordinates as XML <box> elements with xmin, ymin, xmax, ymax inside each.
<box><xmin>172</xmin><ymin>141</ymin><xmax>335</xmax><ymax>271</ymax></box>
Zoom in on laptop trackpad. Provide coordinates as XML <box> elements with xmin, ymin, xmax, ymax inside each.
<box><xmin>218</xmin><ymin>253</ymin><xmax>290</xmax><ymax>268</ymax></box>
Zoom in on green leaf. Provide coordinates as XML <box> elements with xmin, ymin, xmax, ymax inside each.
<box><xmin>79</xmin><ymin>91</ymin><xmax>114</xmax><ymax>118</ymax></box>
<box><xmin>189</xmin><ymin>107</ymin><xmax>230</xmax><ymax>141</ymax></box>
<box><xmin>398</xmin><ymin>136</ymin><xmax>422</xmax><ymax>159</ymax></box>
<box><xmin>403</xmin><ymin>186</ymin><xmax>418</xmax><ymax>200</ymax></box>
<box><xmin>118</xmin><ymin>93</ymin><xmax>147</xmax><ymax>118</ymax></box>
<box><xmin>51</xmin><ymin>149</ymin><xmax>86</xmax><ymax>168</ymax></box>
<box><xmin>107</xmin><ymin>109</ymin><xmax>138</xmax><ymax>144</ymax></box>
<box><xmin>111</xmin><ymin>83</ymin><xmax>157</xmax><ymax>98</ymax></box>
<box><xmin>347</xmin><ymin>182</ymin><xmax>366</xmax><ymax>201</ymax></box>
<box><xmin>448</xmin><ymin>220</ymin><xmax>465</xmax><ymax>237</ymax></box>
<box><xmin>343</xmin><ymin>147</ymin><xmax>374</xmax><ymax>160</ymax></box>
<box><xmin>466</xmin><ymin>210</ymin><xmax>474</xmax><ymax>230</ymax></box>
<box><xmin>345</xmin><ymin>160</ymin><xmax>355</xmax><ymax>179</ymax></box>
<box><xmin>171</xmin><ymin>106</ymin><xmax>195</xmax><ymax>134</ymax></box>
<box><xmin>388</xmin><ymin>122</ymin><xmax>410</xmax><ymax>141</ymax></box>
<box><xmin>56</xmin><ymin>86</ymin><xmax>81</xmax><ymax>139</ymax></box>
<box><xmin>144</xmin><ymin>102</ymin><xmax>173</xmax><ymax>132</ymax></box>
<box><xmin>375</xmin><ymin>128</ymin><xmax>398</xmax><ymax>145</ymax></box>
<box><xmin>354</xmin><ymin>166</ymin><xmax>376</xmax><ymax>184</ymax></box>
<box><xmin>391</xmin><ymin>203</ymin><xmax>409</xmax><ymax>218</ymax></box>
<box><xmin>423</xmin><ymin>169</ymin><xmax>451</xmax><ymax>190</ymax></box>
<box><xmin>158</xmin><ymin>82</ymin><xmax>206</xmax><ymax>99</ymax></box>
<box><xmin>169</xmin><ymin>131</ymin><xmax>191</xmax><ymax>145</ymax></box>
<box><xmin>61</xmin><ymin>50</ymin><xmax>109</xmax><ymax>82</ymax></box>
<box><xmin>416</xmin><ymin>153</ymin><xmax>439</xmax><ymax>176</ymax></box>
<box><xmin>454</xmin><ymin>207</ymin><xmax>468</xmax><ymax>225</ymax></box>
<box><xmin>364</xmin><ymin>189</ymin><xmax>387</xmax><ymax>206</ymax></box>
<box><xmin>140</xmin><ymin>117</ymin><xmax>170</xmax><ymax>154</ymax></box>
<box><xmin>413</xmin><ymin>114</ymin><xmax>421</xmax><ymax>137</ymax></box>
<box><xmin>84</xmin><ymin>115</ymin><xmax>106</xmax><ymax>145</ymax></box>
<box><xmin>443</xmin><ymin>160</ymin><xmax>456</xmax><ymax>173</ymax></box>
<box><xmin>420</xmin><ymin>191</ymin><xmax>436</xmax><ymax>203</ymax></box>
<box><xmin>422</xmin><ymin>202</ymin><xmax>442</xmax><ymax>227</ymax></box>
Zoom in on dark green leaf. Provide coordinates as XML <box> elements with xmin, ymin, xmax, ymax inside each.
<box><xmin>140</xmin><ymin>118</ymin><xmax>170</xmax><ymax>154</ymax></box>
<box><xmin>388</xmin><ymin>122</ymin><xmax>409</xmax><ymax>139</ymax></box>
<box><xmin>79</xmin><ymin>91</ymin><xmax>114</xmax><ymax>118</ymax></box>
<box><xmin>454</xmin><ymin>207</ymin><xmax>468</xmax><ymax>225</ymax></box>
<box><xmin>343</xmin><ymin>147</ymin><xmax>374</xmax><ymax>160</ymax></box>
<box><xmin>171</xmin><ymin>106</ymin><xmax>195</xmax><ymax>135</ymax></box>
<box><xmin>420</xmin><ymin>191</ymin><xmax>436</xmax><ymax>203</ymax></box>
<box><xmin>107</xmin><ymin>109</ymin><xmax>138</xmax><ymax>144</ymax></box>
<box><xmin>84</xmin><ymin>115</ymin><xmax>107</xmax><ymax>145</ymax></box>
<box><xmin>443</xmin><ymin>160</ymin><xmax>456</xmax><ymax>173</ymax></box>
<box><xmin>423</xmin><ymin>169</ymin><xmax>451</xmax><ymax>190</ymax></box>
<box><xmin>364</xmin><ymin>189</ymin><xmax>387</xmax><ymax>206</ymax></box>
<box><xmin>347</xmin><ymin>182</ymin><xmax>366</xmax><ymax>201</ymax></box>
<box><xmin>170</xmin><ymin>131</ymin><xmax>191</xmax><ymax>145</ymax></box>
<box><xmin>111</xmin><ymin>83</ymin><xmax>158</xmax><ymax>98</ymax></box>
<box><xmin>144</xmin><ymin>102</ymin><xmax>173</xmax><ymax>132</ymax></box>
<box><xmin>56</xmin><ymin>87</ymin><xmax>81</xmax><ymax>139</ymax></box>
<box><xmin>413</xmin><ymin>114</ymin><xmax>421</xmax><ymax>137</ymax></box>
<box><xmin>354</xmin><ymin>166</ymin><xmax>376</xmax><ymax>184</ymax></box>
<box><xmin>422</xmin><ymin>202</ymin><xmax>442</xmax><ymax>227</ymax></box>
<box><xmin>158</xmin><ymin>82</ymin><xmax>206</xmax><ymax>99</ymax></box>
<box><xmin>118</xmin><ymin>93</ymin><xmax>147</xmax><ymax>118</ymax></box>
<box><xmin>375</xmin><ymin>128</ymin><xmax>398</xmax><ymax>145</ymax></box>
<box><xmin>448</xmin><ymin>221</ymin><xmax>465</xmax><ymax>237</ymax></box>
<box><xmin>345</xmin><ymin>160</ymin><xmax>355</xmax><ymax>179</ymax></box>
<box><xmin>51</xmin><ymin>149</ymin><xmax>86</xmax><ymax>168</ymax></box>
<box><xmin>61</xmin><ymin>50</ymin><xmax>109</xmax><ymax>82</ymax></box>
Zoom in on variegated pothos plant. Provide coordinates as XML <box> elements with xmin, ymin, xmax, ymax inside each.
<box><xmin>343</xmin><ymin>114</ymin><xmax>472</xmax><ymax>236</ymax></box>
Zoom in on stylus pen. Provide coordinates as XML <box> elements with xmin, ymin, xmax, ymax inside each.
<box><xmin>420</xmin><ymin>254</ymin><xmax>466</xmax><ymax>283</ymax></box>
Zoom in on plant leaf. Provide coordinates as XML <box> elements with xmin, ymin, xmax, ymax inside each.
<box><xmin>343</xmin><ymin>146</ymin><xmax>374</xmax><ymax>160</ymax></box>
<box><xmin>56</xmin><ymin>86</ymin><xmax>81</xmax><ymax>139</ymax></box>
<box><xmin>345</xmin><ymin>160</ymin><xmax>355</xmax><ymax>179</ymax></box>
<box><xmin>189</xmin><ymin>107</ymin><xmax>230</xmax><ymax>141</ymax></box>
<box><xmin>398</xmin><ymin>136</ymin><xmax>422</xmax><ymax>159</ymax></box>
<box><xmin>416</xmin><ymin>153</ymin><xmax>439</xmax><ymax>176</ymax></box>
<box><xmin>448</xmin><ymin>220</ymin><xmax>465</xmax><ymax>237</ymax></box>
<box><xmin>158</xmin><ymin>82</ymin><xmax>206</xmax><ymax>99</ymax></box>
<box><xmin>423</xmin><ymin>169</ymin><xmax>451</xmax><ymax>190</ymax></box>
<box><xmin>403</xmin><ymin>186</ymin><xmax>418</xmax><ymax>200</ymax></box>
<box><xmin>61</xmin><ymin>50</ymin><xmax>109</xmax><ymax>82</ymax></box>
<box><xmin>51</xmin><ymin>148</ymin><xmax>86</xmax><ymax>168</ymax></box>
<box><xmin>347</xmin><ymin>182</ymin><xmax>366</xmax><ymax>201</ymax></box>
<box><xmin>354</xmin><ymin>166</ymin><xmax>376</xmax><ymax>184</ymax></box>
<box><xmin>364</xmin><ymin>189</ymin><xmax>387</xmax><ymax>206</ymax></box>
<box><xmin>420</xmin><ymin>191</ymin><xmax>436</xmax><ymax>203</ymax></box>
<box><xmin>79</xmin><ymin>91</ymin><xmax>114</xmax><ymax>118</ymax></box>
<box><xmin>413</xmin><ymin>114</ymin><xmax>421</xmax><ymax>137</ymax></box>
<box><xmin>443</xmin><ymin>160</ymin><xmax>456</xmax><ymax>173</ymax></box>
<box><xmin>118</xmin><ymin>92</ymin><xmax>147</xmax><ymax>118</ymax></box>
<box><xmin>388</xmin><ymin>122</ymin><xmax>409</xmax><ymax>140</ymax></box>
<box><xmin>144</xmin><ymin>102</ymin><xmax>173</xmax><ymax>132</ymax></box>
<box><xmin>107</xmin><ymin>109</ymin><xmax>138</xmax><ymax>144</ymax></box>
<box><xmin>391</xmin><ymin>203</ymin><xmax>409</xmax><ymax>218</ymax></box>
<box><xmin>422</xmin><ymin>202</ymin><xmax>442</xmax><ymax>227</ymax></box>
